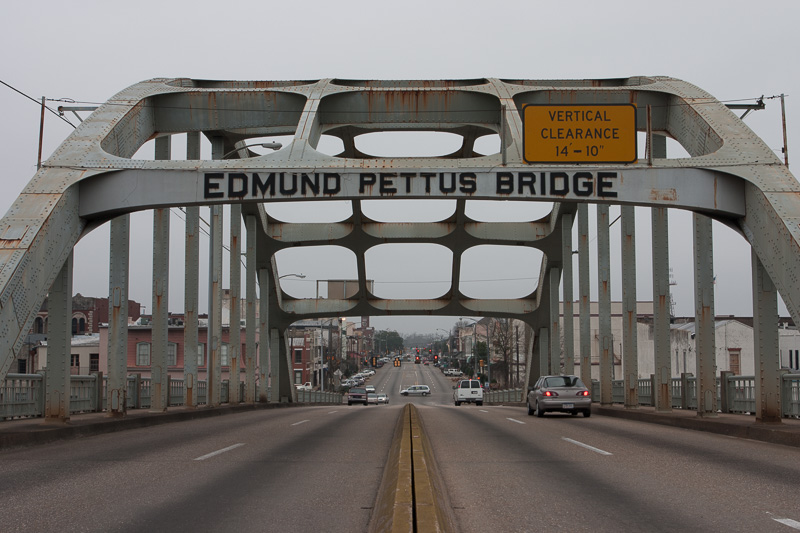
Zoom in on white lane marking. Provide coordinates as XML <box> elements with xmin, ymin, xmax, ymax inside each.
<box><xmin>479</xmin><ymin>409</ymin><xmax>488</xmax><ymax>413</ymax></box>
<box><xmin>773</xmin><ymin>518</ymin><xmax>800</xmax><ymax>529</ymax></box>
<box><xmin>194</xmin><ymin>443</ymin><xmax>245</xmax><ymax>461</ymax></box>
<box><xmin>292</xmin><ymin>419</ymin><xmax>310</xmax><ymax>426</ymax></box>
<box><xmin>507</xmin><ymin>417</ymin><xmax>525</xmax><ymax>424</ymax></box>
<box><xmin>328</xmin><ymin>410</ymin><xmax>339</xmax><ymax>414</ymax></box>
<box><xmin>562</xmin><ymin>437</ymin><xmax>613</xmax><ymax>456</ymax></box>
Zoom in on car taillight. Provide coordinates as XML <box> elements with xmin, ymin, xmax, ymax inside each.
<box><xmin>577</xmin><ymin>390</ymin><xmax>590</xmax><ymax>397</ymax></box>
<box><xmin>543</xmin><ymin>391</ymin><xmax>559</xmax><ymax>397</ymax></box>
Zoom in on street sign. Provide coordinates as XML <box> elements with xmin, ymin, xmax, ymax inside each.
<box><xmin>523</xmin><ymin>104</ymin><xmax>637</xmax><ymax>164</ymax></box>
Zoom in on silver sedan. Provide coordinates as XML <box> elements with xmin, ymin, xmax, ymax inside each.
<box><xmin>527</xmin><ymin>375</ymin><xmax>592</xmax><ymax>417</ymax></box>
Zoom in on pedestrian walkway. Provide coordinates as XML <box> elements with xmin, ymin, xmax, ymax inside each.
<box><xmin>594</xmin><ymin>404</ymin><xmax>800</xmax><ymax>448</ymax></box>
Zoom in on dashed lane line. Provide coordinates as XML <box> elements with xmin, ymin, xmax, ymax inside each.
<box><xmin>291</xmin><ymin>420</ymin><xmax>310</xmax><ymax>426</ymax></box>
<box><xmin>194</xmin><ymin>443</ymin><xmax>245</xmax><ymax>461</ymax></box>
<box><xmin>562</xmin><ymin>437</ymin><xmax>613</xmax><ymax>456</ymax></box>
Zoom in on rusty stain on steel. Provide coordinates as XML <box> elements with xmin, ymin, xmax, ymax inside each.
<box><xmin>649</xmin><ymin>188</ymin><xmax>677</xmax><ymax>202</ymax></box>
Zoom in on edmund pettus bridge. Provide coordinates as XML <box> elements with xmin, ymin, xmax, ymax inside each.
<box><xmin>0</xmin><ymin>76</ymin><xmax>798</xmax><ymax>424</ymax></box>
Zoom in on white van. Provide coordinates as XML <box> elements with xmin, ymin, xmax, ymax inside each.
<box><xmin>453</xmin><ymin>379</ymin><xmax>484</xmax><ymax>406</ymax></box>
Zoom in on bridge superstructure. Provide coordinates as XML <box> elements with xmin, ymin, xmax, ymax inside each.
<box><xmin>0</xmin><ymin>76</ymin><xmax>797</xmax><ymax>422</ymax></box>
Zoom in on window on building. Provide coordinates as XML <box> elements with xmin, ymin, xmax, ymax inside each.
<box><xmin>136</xmin><ymin>342</ymin><xmax>151</xmax><ymax>366</ymax></box>
<box><xmin>294</xmin><ymin>348</ymin><xmax>303</xmax><ymax>364</ymax></box>
<box><xmin>79</xmin><ymin>318</ymin><xmax>86</xmax><ymax>334</ymax></box>
<box><xmin>729</xmin><ymin>348</ymin><xmax>741</xmax><ymax>375</ymax></box>
<box><xmin>197</xmin><ymin>344</ymin><xmax>205</xmax><ymax>367</ymax></box>
<box><xmin>90</xmin><ymin>353</ymin><xmax>99</xmax><ymax>372</ymax></box>
<box><xmin>71</xmin><ymin>318</ymin><xmax>78</xmax><ymax>335</ymax></box>
<box><xmin>34</xmin><ymin>316</ymin><xmax>44</xmax><ymax>334</ymax></box>
<box><xmin>221</xmin><ymin>343</ymin><xmax>229</xmax><ymax>367</ymax></box>
<box><xmin>295</xmin><ymin>370</ymin><xmax>303</xmax><ymax>384</ymax></box>
<box><xmin>167</xmin><ymin>342</ymin><xmax>178</xmax><ymax>366</ymax></box>
<box><xmin>71</xmin><ymin>354</ymin><xmax>80</xmax><ymax>373</ymax></box>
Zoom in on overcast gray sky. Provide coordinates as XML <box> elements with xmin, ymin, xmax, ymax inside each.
<box><xmin>1</xmin><ymin>0</ymin><xmax>797</xmax><ymax>336</ymax></box>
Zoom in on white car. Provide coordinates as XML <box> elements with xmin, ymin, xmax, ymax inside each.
<box><xmin>400</xmin><ymin>385</ymin><xmax>431</xmax><ymax>396</ymax></box>
<box><xmin>453</xmin><ymin>379</ymin><xmax>484</xmax><ymax>406</ymax></box>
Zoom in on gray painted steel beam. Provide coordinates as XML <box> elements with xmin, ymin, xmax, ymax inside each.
<box><xmin>2</xmin><ymin>76</ymin><xmax>800</xmax><ymax>422</ymax></box>
<box><xmin>245</xmin><ymin>215</ymin><xmax>257</xmax><ymax>403</ymax></box>
<box><xmin>652</xmin><ymin>206</ymin><xmax>672</xmax><ymax>412</ymax></box>
<box><xmin>107</xmin><ymin>215</ymin><xmax>129</xmax><ymax>417</ymax></box>
<box><xmin>549</xmin><ymin>266</ymin><xmax>561</xmax><ymax>375</ymax></box>
<box><xmin>597</xmin><ymin>205</ymin><xmax>612</xmax><ymax>405</ymax></box>
<box><xmin>150</xmin><ymin>136</ymin><xmax>171</xmax><ymax>412</ymax></box>
<box><xmin>578</xmin><ymin>204</ymin><xmax>592</xmax><ymax>390</ymax></box>
<box><xmin>183</xmin><ymin>132</ymin><xmax>200</xmax><ymax>408</ymax></box>
<box><xmin>44</xmin><ymin>253</ymin><xmax>72</xmax><ymax>421</ymax></box>
<box><xmin>208</xmin><ymin>138</ymin><xmax>224</xmax><ymax>407</ymax></box>
<box><xmin>561</xmin><ymin>213</ymin><xmax>574</xmax><ymax>375</ymax></box>
<box><xmin>621</xmin><ymin>206</ymin><xmax>639</xmax><ymax>408</ymax></box>
<box><xmin>752</xmin><ymin>252</ymin><xmax>781</xmax><ymax>423</ymax></box>
<box><xmin>652</xmin><ymin>135</ymin><xmax>672</xmax><ymax>412</ymax></box>
<box><xmin>693</xmin><ymin>214</ymin><xmax>717</xmax><ymax>416</ymax></box>
<box><xmin>258</xmin><ymin>268</ymin><xmax>270</xmax><ymax>402</ymax></box>
<box><xmin>229</xmin><ymin>204</ymin><xmax>241</xmax><ymax>404</ymax></box>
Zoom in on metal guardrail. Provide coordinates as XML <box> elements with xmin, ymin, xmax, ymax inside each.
<box><xmin>3</xmin><ymin>372</ymin><xmax>796</xmax><ymax>420</ymax></box>
<box><xmin>483</xmin><ymin>388</ymin><xmax>523</xmax><ymax>403</ymax></box>
<box><xmin>485</xmin><ymin>373</ymin><xmax>800</xmax><ymax>420</ymax></box>
<box><xmin>1</xmin><ymin>373</ymin><xmax>342</xmax><ymax>420</ymax></box>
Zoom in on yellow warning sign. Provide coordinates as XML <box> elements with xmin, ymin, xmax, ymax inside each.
<box><xmin>523</xmin><ymin>104</ymin><xmax>637</xmax><ymax>164</ymax></box>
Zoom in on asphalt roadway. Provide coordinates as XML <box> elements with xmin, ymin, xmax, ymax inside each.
<box><xmin>2</xmin><ymin>367</ymin><xmax>800</xmax><ymax>532</ymax></box>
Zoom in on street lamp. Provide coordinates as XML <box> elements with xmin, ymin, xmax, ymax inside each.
<box><xmin>436</xmin><ymin>328</ymin><xmax>452</xmax><ymax>366</ymax></box>
<box><xmin>221</xmin><ymin>141</ymin><xmax>282</xmax><ymax>160</ymax></box>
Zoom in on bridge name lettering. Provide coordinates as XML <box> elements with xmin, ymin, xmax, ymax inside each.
<box><xmin>202</xmin><ymin>171</ymin><xmax>618</xmax><ymax>200</ymax></box>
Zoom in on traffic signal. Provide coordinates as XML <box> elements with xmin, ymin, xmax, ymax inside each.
<box><xmin>434</xmin><ymin>354</ymin><xmax>438</xmax><ymax>363</ymax></box>
<box><xmin>428</xmin><ymin>348</ymin><xmax>432</xmax><ymax>354</ymax></box>
<box><xmin>371</xmin><ymin>356</ymin><xmax>377</xmax><ymax>367</ymax></box>
<box><xmin>415</xmin><ymin>355</ymin><xmax>420</xmax><ymax>364</ymax></box>
<box><xmin>394</xmin><ymin>358</ymin><xmax>401</xmax><ymax>367</ymax></box>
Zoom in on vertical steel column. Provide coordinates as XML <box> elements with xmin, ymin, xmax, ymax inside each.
<box><xmin>538</xmin><ymin>328</ymin><xmax>549</xmax><ymax>378</ymax></box>
<box><xmin>651</xmin><ymin>135</ymin><xmax>672</xmax><ymax>412</ymax></box>
<box><xmin>752</xmin><ymin>252</ymin><xmax>782</xmax><ymax>423</ymax></box>
<box><xmin>228</xmin><ymin>204</ymin><xmax>241</xmax><ymax>404</ymax></box>
<box><xmin>652</xmin><ymin>207</ymin><xmax>672</xmax><ymax>411</ymax></box>
<box><xmin>578</xmin><ymin>204</ymin><xmax>592</xmax><ymax>389</ymax></box>
<box><xmin>549</xmin><ymin>267</ymin><xmax>561</xmax><ymax>375</ymax></box>
<box><xmin>150</xmin><ymin>136</ymin><xmax>171</xmax><ymax>412</ymax></box>
<box><xmin>597</xmin><ymin>204</ymin><xmax>613</xmax><ymax>405</ymax></box>
<box><xmin>270</xmin><ymin>328</ymin><xmax>285</xmax><ymax>402</ymax></box>
<box><xmin>183</xmin><ymin>131</ymin><xmax>201</xmax><ymax>408</ymax></box>
<box><xmin>244</xmin><ymin>215</ymin><xmax>257</xmax><ymax>403</ymax></box>
<box><xmin>208</xmin><ymin>137</ymin><xmax>224</xmax><ymax>406</ymax></box>
<box><xmin>621</xmin><ymin>206</ymin><xmax>639</xmax><ymax>408</ymax></box>
<box><xmin>693</xmin><ymin>213</ymin><xmax>717</xmax><ymax>416</ymax></box>
<box><xmin>258</xmin><ymin>268</ymin><xmax>270</xmax><ymax>402</ymax></box>
<box><xmin>562</xmin><ymin>213</ymin><xmax>575</xmax><ymax>375</ymax></box>
<box><xmin>45</xmin><ymin>253</ymin><xmax>72</xmax><ymax>422</ymax></box>
<box><xmin>107</xmin><ymin>215</ymin><xmax>129</xmax><ymax>417</ymax></box>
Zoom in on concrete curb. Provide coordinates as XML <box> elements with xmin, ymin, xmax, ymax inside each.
<box><xmin>0</xmin><ymin>401</ymin><xmax>340</xmax><ymax>450</ymax></box>
<box><xmin>593</xmin><ymin>405</ymin><xmax>800</xmax><ymax>448</ymax></box>
<box><xmin>369</xmin><ymin>404</ymin><xmax>456</xmax><ymax>533</ymax></box>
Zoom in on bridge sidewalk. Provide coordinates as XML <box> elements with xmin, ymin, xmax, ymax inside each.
<box><xmin>0</xmin><ymin>402</ymin><xmax>290</xmax><ymax>449</ymax></box>
<box><xmin>593</xmin><ymin>404</ymin><xmax>800</xmax><ymax>448</ymax></box>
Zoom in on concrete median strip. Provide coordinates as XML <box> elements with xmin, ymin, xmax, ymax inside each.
<box><xmin>369</xmin><ymin>404</ymin><xmax>456</xmax><ymax>533</ymax></box>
